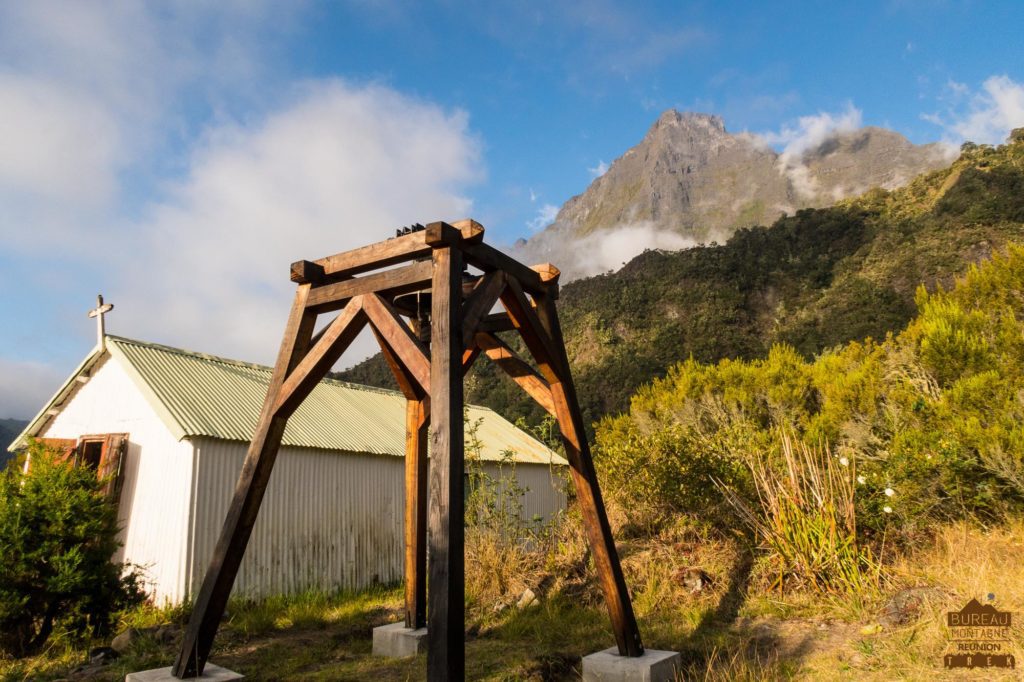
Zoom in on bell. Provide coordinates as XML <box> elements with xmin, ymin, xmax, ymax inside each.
<box><xmin>392</xmin><ymin>270</ymin><xmax>482</xmax><ymax>343</ymax></box>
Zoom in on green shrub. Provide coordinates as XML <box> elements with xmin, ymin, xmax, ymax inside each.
<box><xmin>0</xmin><ymin>441</ymin><xmax>145</xmax><ymax>657</ymax></box>
<box><xmin>596</xmin><ymin>244</ymin><xmax>1024</xmax><ymax>552</ymax></box>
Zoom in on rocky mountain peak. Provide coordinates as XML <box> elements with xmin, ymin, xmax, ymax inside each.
<box><xmin>517</xmin><ymin>112</ymin><xmax>952</xmax><ymax>280</ymax></box>
<box><xmin>651</xmin><ymin>109</ymin><xmax>727</xmax><ymax>135</ymax></box>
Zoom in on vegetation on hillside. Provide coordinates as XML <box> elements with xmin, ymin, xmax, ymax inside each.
<box><xmin>342</xmin><ymin>136</ymin><xmax>1024</xmax><ymax>433</ymax></box>
<box><xmin>597</xmin><ymin>243</ymin><xmax>1024</xmax><ymax>575</ymax></box>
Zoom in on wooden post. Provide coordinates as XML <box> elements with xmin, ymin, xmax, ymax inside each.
<box><xmin>173</xmin><ymin>286</ymin><xmax>318</xmax><ymax>678</ymax></box>
<box><xmin>404</xmin><ymin>398</ymin><xmax>429</xmax><ymax>629</ymax></box>
<box><xmin>426</xmin><ymin>244</ymin><xmax>465</xmax><ymax>681</ymax></box>
<box><xmin>533</xmin><ymin>292</ymin><xmax>645</xmax><ymax>658</ymax></box>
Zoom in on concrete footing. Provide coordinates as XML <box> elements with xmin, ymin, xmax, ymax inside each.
<box><xmin>581</xmin><ymin>647</ymin><xmax>681</xmax><ymax>682</ymax></box>
<box><xmin>125</xmin><ymin>662</ymin><xmax>243</xmax><ymax>681</ymax></box>
<box><xmin>372</xmin><ymin>622</ymin><xmax>428</xmax><ymax>658</ymax></box>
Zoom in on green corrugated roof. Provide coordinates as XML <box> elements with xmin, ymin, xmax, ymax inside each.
<box><xmin>101</xmin><ymin>336</ymin><xmax>564</xmax><ymax>465</ymax></box>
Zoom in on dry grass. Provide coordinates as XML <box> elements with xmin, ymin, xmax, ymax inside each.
<box><xmin>5</xmin><ymin>519</ymin><xmax>1024</xmax><ymax>680</ymax></box>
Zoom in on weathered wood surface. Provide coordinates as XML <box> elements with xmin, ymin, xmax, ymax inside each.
<box><xmin>404</xmin><ymin>398</ymin><xmax>429</xmax><ymax>628</ymax></box>
<box><xmin>289</xmin><ymin>259</ymin><xmax>326</xmax><ymax>284</ymax></box>
<box><xmin>173</xmin><ymin>220</ymin><xmax>643</xmax><ymax>680</ymax></box>
<box><xmin>309</xmin><ymin>226</ymin><xmax>450</xmax><ymax>280</ymax></box>
<box><xmin>476</xmin><ymin>311</ymin><xmax>517</xmax><ymax>334</ymax></box>
<box><xmin>533</xmin><ymin>293</ymin><xmax>644</xmax><ymax>657</ymax></box>
<box><xmin>462</xmin><ymin>241</ymin><xmax>547</xmax><ymax>295</ymax></box>
<box><xmin>273</xmin><ymin>299</ymin><xmax>368</xmax><ymax>416</ymax></box>
<box><xmin>475</xmin><ymin>332</ymin><xmax>556</xmax><ymax>417</ymax></box>
<box><xmin>499</xmin><ymin>278</ymin><xmax>562</xmax><ymax>384</ymax></box>
<box><xmin>362</xmin><ymin>294</ymin><xmax>431</xmax><ymax>395</ymax></box>
<box><xmin>460</xmin><ymin>271</ymin><xmax>506</xmax><ymax>348</ymax></box>
<box><xmin>427</xmin><ymin>245</ymin><xmax>465</xmax><ymax>681</ymax></box>
<box><xmin>304</xmin><ymin>260</ymin><xmax>433</xmax><ymax>314</ymax></box>
<box><xmin>370</xmin><ymin>327</ymin><xmax>430</xmax><ymax>629</ymax></box>
<box><xmin>174</xmin><ymin>285</ymin><xmax>319</xmax><ymax>678</ymax></box>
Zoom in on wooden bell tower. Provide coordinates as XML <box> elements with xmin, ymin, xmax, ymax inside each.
<box><xmin>172</xmin><ymin>220</ymin><xmax>643</xmax><ymax>679</ymax></box>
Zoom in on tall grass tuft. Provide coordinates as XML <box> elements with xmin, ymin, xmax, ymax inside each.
<box><xmin>717</xmin><ymin>434</ymin><xmax>880</xmax><ymax>594</ymax></box>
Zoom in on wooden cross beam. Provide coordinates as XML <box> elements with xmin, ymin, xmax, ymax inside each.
<box><xmin>87</xmin><ymin>294</ymin><xmax>114</xmax><ymax>349</ymax></box>
<box><xmin>172</xmin><ymin>221</ymin><xmax>643</xmax><ymax>679</ymax></box>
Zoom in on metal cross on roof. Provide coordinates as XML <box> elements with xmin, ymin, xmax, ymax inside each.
<box><xmin>87</xmin><ymin>294</ymin><xmax>114</xmax><ymax>349</ymax></box>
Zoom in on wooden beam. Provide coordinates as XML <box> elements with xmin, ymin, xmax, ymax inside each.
<box><xmin>289</xmin><ymin>259</ymin><xmax>326</xmax><ymax>284</ymax></box>
<box><xmin>532</xmin><ymin>293</ymin><xmax>644</xmax><ymax>658</ymax></box>
<box><xmin>362</xmin><ymin>294</ymin><xmax>431</xmax><ymax>395</ymax></box>
<box><xmin>273</xmin><ymin>298</ymin><xmax>369</xmax><ymax>417</ymax></box>
<box><xmin>461</xmin><ymin>240</ymin><xmax>547</xmax><ymax>295</ymax></box>
<box><xmin>311</xmin><ymin>226</ymin><xmax>456</xmax><ymax>280</ymax></box>
<box><xmin>499</xmin><ymin>278</ymin><xmax>563</xmax><ymax>384</ymax></box>
<box><xmin>476</xmin><ymin>311</ymin><xmax>517</xmax><ymax>334</ymax></box>
<box><xmin>450</xmin><ymin>218</ymin><xmax>485</xmax><ymax>244</ymax></box>
<box><xmin>423</xmin><ymin>221</ymin><xmax>463</xmax><ymax>247</ymax></box>
<box><xmin>371</xmin><ymin>328</ymin><xmax>421</xmax><ymax>401</ymax></box>
<box><xmin>461</xmin><ymin>344</ymin><xmax>481</xmax><ymax>376</ymax></box>
<box><xmin>530</xmin><ymin>262</ymin><xmax>561</xmax><ymax>285</ymax></box>
<box><xmin>174</xmin><ymin>284</ymin><xmax>318</xmax><ymax>678</ymax></box>
<box><xmin>427</xmin><ymin>244</ymin><xmax>465</xmax><ymax>681</ymax></box>
<box><xmin>305</xmin><ymin>260</ymin><xmax>433</xmax><ymax>314</ymax></box>
<box><xmin>404</xmin><ymin>398</ymin><xmax>429</xmax><ymax>629</ymax></box>
<box><xmin>475</xmin><ymin>332</ymin><xmax>556</xmax><ymax>417</ymax></box>
<box><xmin>460</xmin><ymin>271</ymin><xmax>506</xmax><ymax>348</ymax></box>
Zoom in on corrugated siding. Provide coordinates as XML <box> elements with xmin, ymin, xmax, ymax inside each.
<box><xmin>189</xmin><ymin>438</ymin><xmax>405</xmax><ymax>598</ymax></box>
<box><xmin>39</xmin><ymin>356</ymin><xmax>193</xmax><ymax>604</ymax></box>
<box><xmin>188</xmin><ymin>438</ymin><xmax>568</xmax><ymax>599</ymax></box>
<box><xmin>108</xmin><ymin>335</ymin><xmax>564</xmax><ymax>466</ymax></box>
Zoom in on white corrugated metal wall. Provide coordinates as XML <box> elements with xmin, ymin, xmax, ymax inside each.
<box><xmin>188</xmin><ymin>438</ymin><xmax>405</xmax><ymax>598</ymax></box>
<box><xmin>187</xmin><ymin>437</ymin><xmax>567</xmax><ymax>599</ymax></box>
<box><xmin>39</xmin><ymin>356</ymin><xmax>194</xmax><ymax>604</ymax></box>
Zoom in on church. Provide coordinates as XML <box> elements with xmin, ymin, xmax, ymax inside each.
<box><xmin>9</xmin><ymin>334</ymin><xmax>567</xmax><ymax>604</ymax></box>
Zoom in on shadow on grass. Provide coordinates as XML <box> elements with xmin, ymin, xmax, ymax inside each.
<box><xmin>676</xmin><ymin>545</ymin><xmax>813</xmax><ymax>680</ymax></box>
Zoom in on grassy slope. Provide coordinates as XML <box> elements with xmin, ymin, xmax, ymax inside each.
<box><xmin>5</xmin><ymin>520</ymin><xmax>1023</xmax><ymax>681</ymax></box>
<box><xmin>340</xmin><ymin>141</ymin><xmax>1024</xmax><ymax>432</ymax></box>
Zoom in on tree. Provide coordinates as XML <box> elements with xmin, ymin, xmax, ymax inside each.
<box><xmin>0</xmin><ymin>441</ymin><xmax>145</xmax><ymax>657</ymax></box>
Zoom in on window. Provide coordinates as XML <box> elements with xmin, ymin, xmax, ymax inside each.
<box><xmin>38</xmin><ymin>433</ymin><xmax>128</xmax><ymax>502</ymax></box>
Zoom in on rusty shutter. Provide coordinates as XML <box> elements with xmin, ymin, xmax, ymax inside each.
<box><xmin>96</xmin><ymin>433</ymin><xmax>128</xmax><ymax>502</ymax></box>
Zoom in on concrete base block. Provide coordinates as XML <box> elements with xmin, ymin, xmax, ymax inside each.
<box><xmin>126</xmin><ymin>662</ymin><xmax>243</xmax><ymax>681</ymax></box>
<box><xmin>582</xmin><ymin>647</ymin><xmax>681</xmax><ymax>682</ymax></box>
<box><xmin>372</xmin><ymin>622</ymin><xmax>428</xmax><ymax>658</ymax></box>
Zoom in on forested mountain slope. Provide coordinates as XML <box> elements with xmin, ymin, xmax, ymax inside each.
<box><xmin>341</xmin><ymin>136</ymin><xmax>1024</xmax><ymax>430</ymax></box>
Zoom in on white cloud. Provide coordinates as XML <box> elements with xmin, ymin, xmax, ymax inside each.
<box><xmin>0</xmin><ymin>1</ymin><xmax>289</xmax><ymax>252</ymax></box>
<box><xmin>588</xmin><ymin>160</ymin><xmax>610</xmax><ymax>178</ymax></box>
<box><xmin>760</xmin><ymin>103</ymin><xmax>863</xmax><ymax>158</ymax></box>
<box><xmin>527</xmin><ymin>203</ymin><xmax>560</xmax><ymax>232</ymax></box>
<box><xmin>758</xmin><ymin>103</ymin><xmax>863</xmax><ymax>198</ymax></box>
<box><xmin>925</xmin><ymin>75</ymin><xmax>1024</xmax><ymax>145</ymax></box>
<box><xmin>113</xmin><ymin>80</ymin><xmax>482</xmax><ymax>366</ymax></box>
<box><xmin>0</xmin><ymin>74</ymin><xmax>122</xmax><ymax>204</ymax></box>
<box><xmin>0</xmin><ymin>5</ymin><xmax>486</xmax><ymax>415</ymax></box>
<box><xmin>515</xmin><ymin>220</ymin><xmax>698</xmax><ymax>280</ymax></box>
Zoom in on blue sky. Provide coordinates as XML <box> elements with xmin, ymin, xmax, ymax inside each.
<box><xmin>2</xmin><ymin>1</ymin><xmax>1024</xmax><ymax>418</ymax></box>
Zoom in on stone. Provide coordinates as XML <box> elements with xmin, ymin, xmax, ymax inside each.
<box><xmin>672</xmin><ymin>567</ymin><xmax>712</xmax><ymax>594</ymax></box>
<box><xmin>154</xmin><ymin>625</ymin><xmax>179</xmax><ymax>644</ymax></box>
<box><xmin>125</xmin><ymin>663</ymin><xmax>243</xmax><ymax>681</ymax></box>
<box><xmin>880</xmin><ymin>587</ymin><xmax>944</xmax><ymax>628</ymax></box>
<box><xmin>89</xmin><ymin>646</ymin><xmax>120</xmax><ymax>664</ymax></box>
<box><xmin>516</xmin><ymin>587</ymin><xmax>538</xmax><ymax>609</ymax></box>
<box><xmin>582</xmin><ymin>647</ymin><xmax>681</xmax><ymax>682</ymax></box>
<box><xmin>111</xmin><ymin>628</ymin><xmax>140</xmax><ymax>653</ymax></box>
<box><xmin>371</xmin><ymin>622</ymin><xmax>428</xmax><ymax>658</ymax></box>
